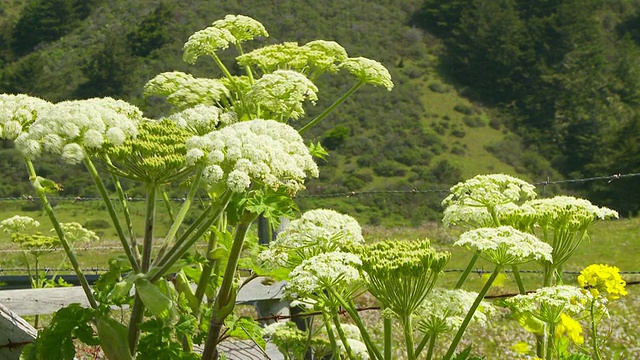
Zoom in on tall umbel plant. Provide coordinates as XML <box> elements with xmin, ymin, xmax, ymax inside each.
<box><xmin>0</xmin><ymin>15</ymin><xmax>393</xmax><ymax>360</ymax></box>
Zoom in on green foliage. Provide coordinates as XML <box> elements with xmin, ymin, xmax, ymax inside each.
<box><xmin>21</xmin><ymin>304</ymin><xmax>99</xmax><ymax>360</ymax></box>
<box><xmin>321</xmin><ymin>124</ymin><xmax>350</xmax><ymax>150</ymax></box>
<box><xmin>127</xmin><ymin>2</ymin><xmax>173</xmax><ymax>57</ymax></box>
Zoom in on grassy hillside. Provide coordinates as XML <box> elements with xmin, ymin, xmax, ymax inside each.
<box><xmin>0</xmin><ymin>0</ymin><xmax>560</xmax><ymax>226</ymax></box>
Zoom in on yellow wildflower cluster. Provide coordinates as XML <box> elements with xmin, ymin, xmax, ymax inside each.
<box><xmin>554</xmin><ymin>313</ymin><xmax>584</xmax><ymax>344</ymax></box>
<box><xmin>577</xmin><ymin>264</ymin><xmax>628</xmax><ymax>300</ymax></box>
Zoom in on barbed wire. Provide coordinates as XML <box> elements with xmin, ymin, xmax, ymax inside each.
<box><xmin>0</xmin><ymin>172</ymin><xmax>638</xmax><ymax>202</ymax></box>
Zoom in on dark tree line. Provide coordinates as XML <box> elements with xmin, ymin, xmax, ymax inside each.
<box><xmin>418</xmin><ymin>0</ymin><xmax>640</xmax><ymax>215</ymax></box>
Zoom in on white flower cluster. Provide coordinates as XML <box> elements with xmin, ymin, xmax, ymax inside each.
<box><xmin>212</xmin><ymin>14</ymin><xmax>268</xmax><ymax>43</ymax></box>
<box><xmin>14</xmin><ymin>98</ymin><xmax>142</xmax><ymax>163</ymax></box>
<box><xmin>0</xmin><ymin>94</ymin><xmax>52</xmax><ymax>140</ymax></box>
<box><xmin>237</xmin><ymin>40</ymin><xmax>348</xmax><ymax>76</ymax></box>
<box><xmin>245</xmin><ymin>70</ymin><xmax>318</xmax><ymax>120</ymax></box>
<box><xmin>259</xmin><ymin>209</ymin><xmax>364</xmax><ymax>268</ymax></box>
<box><xmin>455</xmin><ymin>226</ymin><xmax>552</xmax><ymax>265</ymax></box>
<box><xmin>168</xmin><ymin>104</ymin><xmax>237</xmax><ymax>135</ymax></box>
<box><xmin>58</xmin><ymin>222</ymin><xmax>99</xmax><ymax>243</ymax></box>
<box><xmin>0</xmin><ymin>215</ymin><xmax>40</xmax><ymax>234</ymax></box>
<box><xmin>145</xmin><ymin>72</ymin><xmax>230</xmax><ymax>110</ymax></box>
<box><xmin>505</xmin><ymin>285</ymin><xmax>589</xmax><ymax>322</ymax></box>
<box><xmin>183</xmin><ymin>26</ymin><xmax>235</xmax><ymax>64</ymax></box>
<box><xmin>527</xmin><ymin>195</ymin><xmax>619</xmax><ymax>228</ymax></box>
<box><xmin>443</xmin><ymin>174</ymin><xmax>537</xmax><ymax>209</ymax></box>
<box><xmin>340</xmin><ymin>57</ymin><xmax>394</xmax><ymax>91</ymax></box>
<box><xmin>185</xmin><ymin>119</ymin><xmax>318</xmax><ymax>193</ymax></box>
<box><xmin>417</xmin><ymin>288</ymin><xmax>494</xmax><ymax>334</ymax></box>
<box><xmin>284</xmin><ymin>251</ymin><xmax>361</xmax><ymax>299</ymax></box>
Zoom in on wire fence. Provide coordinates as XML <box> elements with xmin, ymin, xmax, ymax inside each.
<box><xmin>0</xmin><ymin>172</ymin><xmax>637</xmax><ymax>202</ymax></box>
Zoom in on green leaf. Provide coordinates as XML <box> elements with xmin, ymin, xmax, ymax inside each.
<box><xmin>135</xmin><ymin>278</ymin><xmax>174</xmax><ymax>319</ymax></box>
<box><xmin>96</xmin><ymin>315</ymin><xmax>133</xmax><ymax>360</ymax></box>
<box><xmin>25</xmin><ymin>304</ymin><xmax>97</xmax><ymax>360</ymax></box>
<box><xmin>308</xmin><ymin>141</ymin><xmax>329</xmax><ymax>160</ymax></box>
<box><xmin>110</xmin><ymin>272</ymin><xmax>146</xmax><ymax>299</ymax></box>
<box><xmin>224</xmin><ymin>315</ymin><xmax>266</xmax><ymax>349</ymax></box>
<box><xmin>33</xmin><ymin>176</ymin><xmax>63</xmax><ymax>193</ymax></box>
<box><xmin>244</xmin><ymin>187</ymin><xmax>299</xmax><ymax>227</ymax></box>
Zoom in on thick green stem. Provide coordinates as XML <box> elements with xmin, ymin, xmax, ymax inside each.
<box><xmin>511</xmin><ymin>265</ymin><xmax>526</xmax><ymax>294</ymax></box>
<box><xmin>25</xmin><ymin>159</ymin><xmax>98</xmax><ymax>309</ymax></box>
<box><xmin>298</xmin><ymin>82</ymin><xmax>363</xmax><ymax>134</ymax></box>
<box><xmin>327</xmin><ymin>288</ymin><xmax>383</xmax><ymax>360</ymax></box>
<box><xmin>105</xmin><ymin>155</ymin><xmax>141</xmax><ymax>266</ymax></box>
<box><xmin>383</xmin><ymin>316</ymin><xmax>392</xmax><ymax>360</ymax></box>
<box><xmin>402</xmin><ymin>314</ymin><xmax>416</xmax><ymax>360</ymax></box>
<box><xmin>127</xmin><ymin>185</ymin><xmax>157</xmax><ymax>354</ymax></box>
<box><xmin>201</xmin><ymin>212</ymin><xmax>258</xmax><ymax>360</ymax></box>
<box><xmin>153</xmin><ymin>167</ymin><xmax>203</xmax><ymax>265</ymax></box>
<box><xmin>426</xmin><ymin>333</ymin><xmax>437</xmax><ymax>360</ymax></box>
<box><xmin>161</xmin><ymin>190</ymin><xmax>176</xmax><ymax>223</ymax></box>
<box><xmin>149</xmin><ymin>191</ymin><xmax>232</xmax><ymax>283</ymax></box>
<box><xmin>591</xmin><ymin>302</ymin><xmax>602</xmax><ymax>360</ymax></box>
<box><xmin>331</xmin><ymin>307</ymin><xmax>356</xmax><ymax>360</ymax></box>
<box><xmin>84</xmin><ymin>158</ymin><xmax>140</xmax><ymax>273</ymax></box>
<box><xmin>415</xmin><ymin>332</ymin><xmax>430</xmax><ymax>358</ymax></box>
<box><xmin>455</xmin><ymin>252</ymin><xmax>480</xmax><ymax>289</ymax></box>
<box><xmin>546</xmin><ymin>322</ymin><xmax>555</xmax><ymax>360</ymax></box>
<box><xmin>322</xmin><ymin>310</ymin><xmax>339</xmax><ymax>357</ymax></box>
<box><xmin>194</xmin><ymin>230</ymin><xmax>218</xmax><ymax>317</ymax></box>
<box><xmin>444</xmin><ymin>264</ymin><xmax>502</xmax><ymax>359</ymax></box>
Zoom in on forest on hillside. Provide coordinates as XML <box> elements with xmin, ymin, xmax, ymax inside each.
<box><xmin>0</xmin><ymin>0</ymin><xmax>639</xmax><ymax>223</ymax></box>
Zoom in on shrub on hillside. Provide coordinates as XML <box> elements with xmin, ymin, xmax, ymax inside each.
<box><xmin>373</xmin><ymin>160</ymin><xmax>406</xmax><ymax>177</ymax></box>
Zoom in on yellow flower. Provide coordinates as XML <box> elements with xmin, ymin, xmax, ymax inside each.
<box><xmin>577</xmin><ymin>264</ymin><xmax>628</xmax><ymax>301</ymax></box>
<box><xmin>510</xmin><ymin>342</ymin><xmax>532</xmax><ymax>354</ymax></box>
<box><xmin>554</xmin><ymin>313</ymin><xmax>584</xmax><ymax>344</ymax></box>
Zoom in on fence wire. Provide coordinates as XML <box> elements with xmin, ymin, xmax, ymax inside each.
<box><xmin>0</xmin><ymin>172</ymin><xmax>638</xmax><ymax>202</ymax></box>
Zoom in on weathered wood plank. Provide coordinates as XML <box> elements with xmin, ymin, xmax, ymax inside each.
<box><xmin>0</xmin><ymin>302</ymin><xmax>37</xmax><ymax>360</ymax></box>
<box><xmin>1</xmin><ymin>277</ymin><xmax>286</xmax><ymax>316</ymax></box>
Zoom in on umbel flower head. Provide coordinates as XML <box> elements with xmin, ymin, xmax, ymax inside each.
<box><xmin>442</xmin><ymin>202</ymin><xmax>538</xmax><ymax>231</ymax></box>
<box><xmin>505</xmin><ymin>285</ymin><xmax>589</xmax><ymax>325</ymax></box>
<box><xmin>526</xmin><ymin>196</ymin><xmax>618</xmax><ymax>266</ymax></box>
<box><xmin>144</xmin><ymin>72</ymin><xmax>230</xmax><ymax>110</ymax></box>
<box><xmin>106</xmin><ymin>119</ymin><xmax>191</xmax><ymax>184</ymax></box>
<box><xmin>417</xmin><ymin>288</ymin><xmax>494</xmax><ymax>335</ymax></box>
<box><xmin>0</xmin><ymin>94</ymin><xmax>52</xmax><ymax>140</ymax></box>
<box><xmin>183</xmin><ymin>26</ymin><xmax>235</xmax><ymax>64</ymax></box>
<box><xmin>212</xmin><ymin>14</ymin><xmax>268</xmax><ymax>43</ymax></box>
<box><xmin>168</xmin><ymin>104</ymin><xmax>237</xmax><ymax>136</ymax></box>
<box><xmin>284</xmin><ymin>251</ymin><xmax>362</xmax><ymax>302</ymax></box>
<box><xmin>0</xmin><ymin>215</ymin><xmax>40</xmax><ymax>234</ymax></box>
<box><xmin>455</xmin><ymin>226</ymin><xmax>552</xmax><ymax>265</ymax></box>
<box><xmin>185</xmin><ymin>119</ymin><xmax>318</xmax><ymax>194</ymax></box>
<box><xmin>237</xmin><ymin>40</ymin><xmax>348</xmax><ymax>77</ymax></box>
<box><xmin>577</xmin><ymin>263</ymin><xmax>627</xmax><ymax>300</ymax></box>
<box><xmin>352</xmin><ymin>239</ymin><xmax>450</xmax><ymax>317</ymax></box>
<box><xmin>14</xmin><ymin>98</ymin><xmax>142</xmax><ymax>163</ymax></box>
<box><xmin>259</xmin><ymin>209</ymin><xmax>364</xmax><ymax>268</ymax></box>
<box><xmin>340</xmin><ymin>57</ymin><xmax>394</xmax><ymax>91</ymax></box>
<box><xmin>443</xmin><ymin>174</ymin><xmax>537</xmax><ymax>213</ymax></box>
<box><xmin>245</xmin><ymin>70</ymin><xmax>318</xmax><ymax>121</ymax></box>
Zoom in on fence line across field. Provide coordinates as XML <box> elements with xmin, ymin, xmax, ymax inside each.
<box><xmin>0</xmin><ymin>172</ymin><xmax>638</xmax><ymax>203</ymax></box>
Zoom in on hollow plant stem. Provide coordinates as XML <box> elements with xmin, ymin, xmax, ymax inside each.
<box><xmin>331</xmin><ymin>306</ymin><xmax>356</xmax><ymax>360</ymax></box>
<box><xmin>384</xmin><ymin>316</ymin><xmax>392</xmax><ymax>360</ymax></box>
<box><xmin>455</xmin><ymin>252</ymin><xmax>480</xmax><ymax>289</ymax></box>
<box><xmin>415</xmin><ymin>332</ymin><xmax>430</xmax><ymax>358</ymax></box>
<box><xmin>84</xmin><ymin>157</ymin><xmax>140</xmax><ymax>273</ymax></box>
<box><xmin>127</xmin><ymin>185</ymin><xmax>157</xmax><ymax>354</ymax></box>
<box><xmin>591</xmin><ymin>302</ymin><xmax>602</xmax><ymax>360</ymax></box>
<box><xmin>444</xmin><ymin>264</ymin><xmax>502</xmax><ymax>359</ymax></box>
<box><xmin>402</xmin><ymin>314</ymin><xmax>416</xmax><ymax>360</ymax></box>
<box><xmin>194</xmin><ymin>230</ymin><xmax>218</xmax><ymax>317</ymax></box>
<box><xmin>149</xmin><ymin>191</ymin><xmax>232</xmax><ymax>283</ymax></box>
<box><xmin>298</xmin><ymin>81</ymin><xmax>363</xmax><ymax>134</ymax></box>
<box><xmin>153</xmin><ymin>167</ymin><xmax>203</xmax><ymax>265</ymax></box>
<box><xmin>201</xmin><ymin>212</ymin><xmax>259</xmax><ymax>360</ymax></box>
<box><xmin>426</xmin><ymin>333</ymin><xmax>437</xmax><ymax>360</ymax></box>
<box><xmin>322</xmin><ymin>310</ymin><xmax>339</xmax><ymax>357</ymax></box>
<box><xmin>512</xmin><ymin>265</ymin><xmax>526</xmax><ymax>294</ymax></box>
<box><xmin>24</xmin><ymin>159</ymin><xmax>98</xmax><ymax>309</ymax></box>
<box><xmin>105</xmin><ymin>155</ymin><xmax>141</xmax><ymax>266</ymax></box>
<box><xmin>327</xmin><ymin>288</ymin><xmax>383</xmax><ymax>360</ymax></box>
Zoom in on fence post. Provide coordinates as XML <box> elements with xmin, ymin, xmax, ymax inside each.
<box><xmin>0</xmin><ymin>302</ymin><xmax>37</xmax><ymax>359</ymax></box>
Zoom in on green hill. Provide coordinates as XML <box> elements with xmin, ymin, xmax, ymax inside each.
<box><xmin>3</xmin><ymin>0</ymin><xmax>626</xmax><ymax>226</ymax></box>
